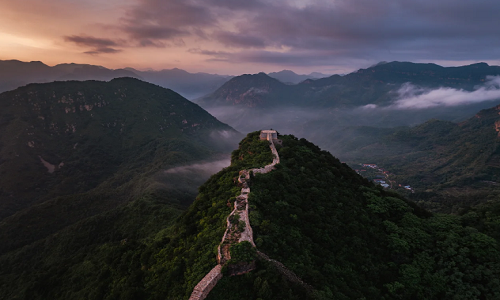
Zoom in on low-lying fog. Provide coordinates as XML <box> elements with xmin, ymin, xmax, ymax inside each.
<box><xmin>147</xmin><ymin>157</ymin><xmax>231</xmax><ymax>205</ymax></box>
<box><xmin>146</xmin><ymin>77</ymin><xmax>500</xmax><ymax>205</ymax></box>
<box><xmin>200</xmin><ymin>78</ymin><xmax>500</xmax><ymax>160</ymax></box>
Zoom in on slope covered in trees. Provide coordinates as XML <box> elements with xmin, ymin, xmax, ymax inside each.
<box><xmin>206</xmin><ymin>134</ymin><xmax>500</xmax><ymax>299</ymax></box>
<box><xmin>0</xmin><ymin>78</ymin><xmax>240</xmax><ymax>299</ymax></box>
<box><xmin>0</xmin><ymin>77</ymin><xmax>237</xmax><ymax>219</ymax></box>
<box><xmin>1</xmin><ymin>131</ymin><xmax>499</xmax><ymax>299</ymax></box>
<box><xmin>328</xmin><ymin>103</ymin><xmax>500</xmax><ymax>213</ymax></box>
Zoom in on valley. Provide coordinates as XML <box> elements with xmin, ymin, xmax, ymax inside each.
<box><xmin>0</xmin><ymin>61</ymin><xmax>499</xmax><ymax>299</ymax></box>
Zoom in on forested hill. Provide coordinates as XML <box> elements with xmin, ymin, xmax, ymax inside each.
<box><xmin>326</xmin><ymin>103</ymin><xmax>500</xmax><ymax>213</ymax></box>
<box><xmin>0</xmin><ymin>77</ymin><xmax>236</xmax><ymax>219</ymax></box>
<box><xmin>197</xmin><ymin>72</ymin><xmax>290</xmax><ymax>108</ymax></box>
<box><xmin>205</xmin><ymin>133</ymin><xmax>500</xmax><ymax>299</ymax></box>
<box><xmin>1</xmin><ymin>132</ymin><xmax>499</xmax><ymax>299</ymax></box>
<box><xmin>0</xmin><ymin>77</ymin><xmax>240</xmax><ymax>257</ymax></box>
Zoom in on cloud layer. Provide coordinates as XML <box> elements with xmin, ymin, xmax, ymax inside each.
<box><xmin>2</xmin><ymin>0</ymin><xmax>500</xmax><ymax>72</ymax></box>
<box><xmin>392</xmin><ymin>76</ymin><xmax>500</xmax><ymax>109</ymax></box>
<box><xmin>116</xmin><ymin>0</ymin><xmax>500</xmax><ymax>63</ymax></box>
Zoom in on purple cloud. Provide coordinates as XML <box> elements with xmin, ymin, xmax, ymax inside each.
<box><xmin>84</xmin><ymin>47</ymin><xmax>122</xmax><ymax>55</ymax></box>
<box><xmin>64</xmin><ymin>35</ymin><xmax>122</xmax><ymax>55</ymax></box>
<box><xmin>119</xmin><ymin>0</ymin><xmax>215</xmax><ymax>46</ymax></box>
<box><xmin>64</xmin><ymin>35</ymin><xmax>118</xmax><ymax>47</ymax></box>
<box><xmin>63</xmin><ymin>0</ymin><xmax>500</xmax><ymax>67</ymax></box>
<box><xmin>213</xmin><ymin>31</ymin><xmax>267</xmax><ymax>49</ymax></box>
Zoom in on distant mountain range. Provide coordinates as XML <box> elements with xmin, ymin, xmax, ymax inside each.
<box><xmin>267</xmin><ymin>69</ymin><xmax>329</xmax><ymax>84</ymax></box>
<box><xmin>196</xmin><ymin>61</ymin><xmax>500</xmax><ymax>138</ymax></box>
<box><xmin>0</xmin><ymin>60</ymin><xmax>232</xmax><ymax>99</ymax></box>
<box><xmin>197</xmin><ymin>72</ymin><xmax>291</xmax><ymax>108</ymax></box>
<box><xmin>0</xmin><ymin>60</ymin><xmax>331</xmax><ymax>100</ymax></box>
<box><xmin>199</xmin><ymin>61</ymin><xmax>500</xmax><ymax>109</ymax></box>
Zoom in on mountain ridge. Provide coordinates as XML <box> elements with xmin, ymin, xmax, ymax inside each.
<box><xmin>199</xmin><ymin>61</ymin><xmax>500</xmax><ymax>110</ymax></box>
<box><xmin>0</xmin><ymin>77</ymin><xmax>240</xmax><ymax>255</ymax></box>
<box><xmin>0</xmin><ymin>60</ymin><xmax>232</xmax><ymax>99</ymax></box>
<box><xmin>197</xmin><ymin>73</ymin><xmax>290</xmax><ymax>108</ymax></box>
<box><xmin>267</xmin><ymin>70</ymin><xmax>329</xmax><ymax>84</ymax></box>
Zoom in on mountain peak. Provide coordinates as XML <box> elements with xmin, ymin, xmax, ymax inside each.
<box><xmin>197</xmin><ymin>72</ymin><xmax>287</xmax><ymax>108</ymax></box>
<box><xmin>469</xmin><ymin>62</ymin><xmax>489</xmax><ymax>68</ymax></box>
<box><xmin>267</xmin><ymin>69</ymin><xmax>327</xmax><ymax>84</ymax></box>
<box><xmin>28</xmin><ymin>60</ymin><xmax>48</xmax><ymax>66</ymax></box>
<box><xmin>269</xmin><ymin>70</ymin><xmax>297</xmax><ymax>75</ymax></box>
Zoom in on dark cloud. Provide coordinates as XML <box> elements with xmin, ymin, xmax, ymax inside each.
<box><xmin>84</xmin><ymin>47</ymin><xmax>122</xmax><ymax>55</ymax></box>
<box><xmin>213</xmin><ymin>31</ymin><xmax>266</xmax><ymax>48</ymax></box>
<box><xmin>64</xmin><ymin>35</ymin><xmax>122</xmax><ymax>55</ymax></box>
<box><xmin>120</xmin><ymin>0</ymin><xmax>215</xmax><ymax>46</ymax></box>
<box><xmin>124</xmin><ymin>25</ymin><xmax>185</xmax><ymax>40</ymax></box>
<box><xmin>188</xmin><ymin>48</ymin><xmax>231</xmax><ymax>60</ymax></box>
<box><xmin>190</xmin><ymin>48</ymin><xmax>367</xmax><ymax>67</ymax></box>
<box><xmin>65</xmin><ymin>0</ymin><xmax>500</xmax><ymax>66</ymax></box>
<box><xmin>64</xmin><ymin>35</ymin><xmax>118</xmax><ymax>48</ymax></box>
<box><xmin>203</xmin><ymin>0</ymin><xmax>266</xmax><ymax>11</ymax></box>
<box><xmin>122</xmin><ymin>25</ymin><xmax>187</xmax><ymax>47</ymax></box>
<box><xmin>204</xmin><ymin>0</ymin><xmax>500</xmax><ymax>64</ymax></box>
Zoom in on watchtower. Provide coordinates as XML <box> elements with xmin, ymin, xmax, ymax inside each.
<box><xmin>260</xmin><ymin>130</ymin><xmax>277</xmax><ymax>141</ymax></box>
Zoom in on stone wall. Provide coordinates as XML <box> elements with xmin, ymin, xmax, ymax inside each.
<box><xmin>190</xmin><ymin>131</ymin><xmax>281</xmax><ymax>300</ymax></box>
<box><xmin>188</xmin><ymin>265</ymin><xmax>223</xmax><ymax>300</ymax></box>
<box><xmin>257</xmin><ymin>251</ymin><xmax>313</xmax><ymax>292</ymax></box>
<box><xmin>226</xmin><ymin>261</ymin><xmax>257</xmax><ymax>276</ymax></box>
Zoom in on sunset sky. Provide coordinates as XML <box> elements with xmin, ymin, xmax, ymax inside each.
<box><xmin>1</xmin><ymin>0</ymin><xmax>499</xmax><ymax>75</ymax></box>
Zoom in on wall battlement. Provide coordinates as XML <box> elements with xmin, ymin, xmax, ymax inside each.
<box><xmin>188</xmin><ymin>265</ymin><xmax>223</xmax><ymax>300</ymax></box>
<box><xmin>189</xmin><ymin>131</ymin><xmax>281</xmax><ymax>300</ymax></box>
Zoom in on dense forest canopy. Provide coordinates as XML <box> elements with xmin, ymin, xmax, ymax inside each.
<box><xmin>1</xmin><ymin>131</ymin><xmax>499</xmax><ymax>299</ymax></box>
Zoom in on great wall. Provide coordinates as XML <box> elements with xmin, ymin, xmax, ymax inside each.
<box><xmin>188</xmin><ymin>130</ymin><xmax>281</xmax><ymax>300</ymax></box>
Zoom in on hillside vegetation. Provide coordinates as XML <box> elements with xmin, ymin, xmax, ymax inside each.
<box><xmin>1</xmin><ymin>131</ymin><xmax>499</xmax><ymax>299</ymax></box>
<box><xmin>329</xmin><ymin>104</ymin><xmax>500</xmax><ymax>213</ymax></box>
<box><xmin>0</xmin><ymin>77</ymin><xmax>237</xmax><ymax>219</ymax></box>
<box><xmin>208</xmin><ymin>134</ymin><xmax>500</xmax><ymax>299</ymax></box>
<box><xmin>0</xmin><ymin>78</ymin><xmax>242</xmax><ymax>299</ymax></box>
<box><xmin>0</xmin><ymin>131</ymin><xmax>273</xmax><ymax>299</ymax></box>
